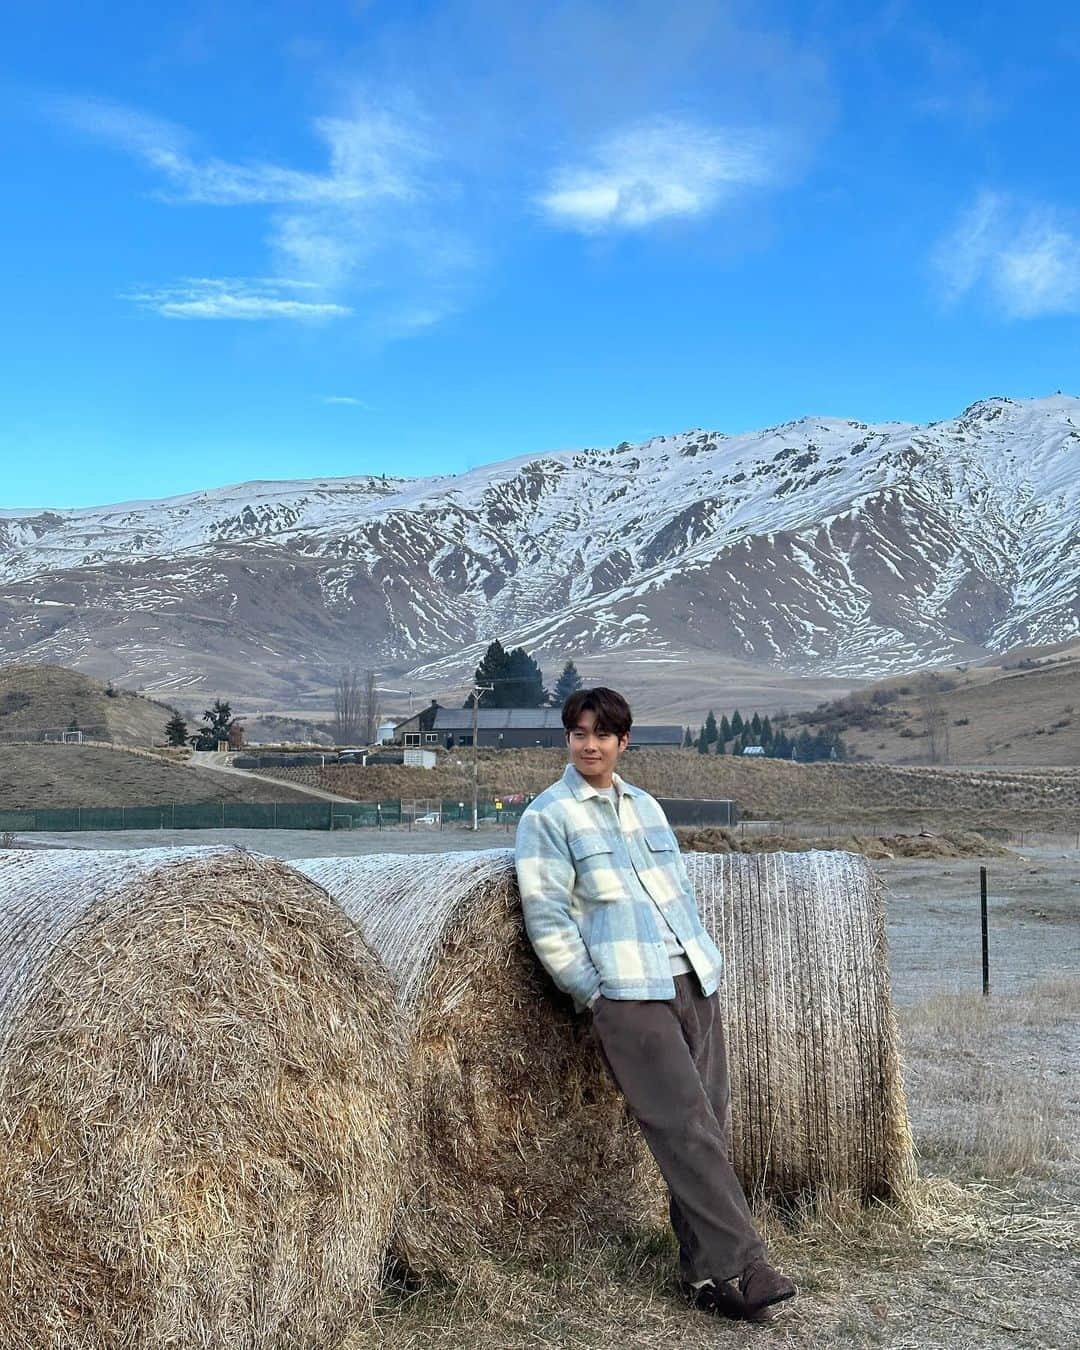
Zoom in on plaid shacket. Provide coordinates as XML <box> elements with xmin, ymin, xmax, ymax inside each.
<box><xmin>514</xmin><ymin>763</ymin><xmax>724</xmax><ymax>1009</ymax></box>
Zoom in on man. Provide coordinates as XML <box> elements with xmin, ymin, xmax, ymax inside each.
<box><xmin>514</xmin><ymin>687</ymin><xmax>796</xmax><ymax>1322</ymax></box>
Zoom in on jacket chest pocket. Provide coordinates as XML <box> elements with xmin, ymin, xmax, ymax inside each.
<box><xmin>640</xmin><ymin>827</ymin><xmax>682</xmax><ymax>903</ymax></box>
<box><xmin>568</xmin><ymin>832</ymin><xmax>625</xmax><ymax>903</ymax></box>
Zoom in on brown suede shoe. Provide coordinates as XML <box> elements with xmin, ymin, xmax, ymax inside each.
<box><xmin>680</xmin><ymin>1278</ymin><xmax>748</xmax><ymax>1320</ymax></box>
<box><xmin>739</xmin><ymin>1260</ymin><xmax>797</xmax><ymax>1316</ymax></box>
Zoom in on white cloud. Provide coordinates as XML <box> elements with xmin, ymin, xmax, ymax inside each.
<box><xmin>319</xmin><ymin>395</ymin><xmax>368</xmax><ymax>406</ymax></box>
<box><xmin>53</xmin><ymin>94</ymin><xmax>455</xmax><ymax>328</ymax></box>
<box><xmin>126</xmin><ymin>278</ymin><xmax>352</xmax><ymax>321</ymax></box>
<box><xmin>537</xmin><ymin>117</ymin><xmax>774</xmax><ymax>233</ymax></box>
<box><xmin>934</xmin><ymin>192</ymin><xmax>1080</xmax><ymax>318</ymax></box>
<box><xmin>53</xmin><ymin>95</ymin><xmax>425</xmax><ymax>208</ymax></box>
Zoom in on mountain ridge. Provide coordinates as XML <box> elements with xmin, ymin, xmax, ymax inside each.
<box><xmin>2</xmin><ymin>394</ymin><xmax>1078</xmax><ymax>702</ymax></box>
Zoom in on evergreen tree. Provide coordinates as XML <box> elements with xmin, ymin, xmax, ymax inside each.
<box><xmin>703</xmin><ymin>710</ymin><xmax>718</xmax><ymax>746</ymax></box>
<box><xmin>795</xmin><ymin>729</ymin><xmax>814</xmax><ymax>761</ymax></box>
<box><xmin>502</xmin><ymin>646</ymin><xmax>547</xmax><ymax>707</ymax></box>
<box><xmin>761</xmin><ymin>715</ymin><xmax>773</xmax><ymax>745</ymax></box>
<box><xmin>750</xmin><ymin>712</ymin><xmax>762</xmax><ymax>739</ymax></box>
<box><xmin>468</xmin><ymin>639</ymin><xmax>509</xmax><ymax>707</ymax></box>
<box><xmin>165</xmin><ymin>711</ymin><xmax>189</xmax><ymax>747</ymax></box>
<box><xmin>731</xmin><ymin>709</ymin><xmax>744</xmax><ymax>737</ymax></box>
<box><xmin>719</xmin><ymin>714</ymin><xmax>731</xmax><ymax>744</ymax></box>
<box><xmin>682</xmin><ymin>726</ymin><xmax>693</xmax><ymax>749</ymax></box>
<box><xmin>696</xmin><ymin>731</ymin><xmax>709</xmax><ymax>754</ymax></box>
<box><xmin>551</xmin><ymin>660</ymin><xmax>584</xmax><ymax>705</ymax></box>
<box><xmin>198</xmin><ymin>700</ymin><xmax>234</xmax><ymax>749</ymax></box>
<box><xmin>467</xmin><ymin>639</ymin><xmax>547</xmax><ymax>707</ymax></box>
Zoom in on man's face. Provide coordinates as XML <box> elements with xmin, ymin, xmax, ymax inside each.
<box><xmin>567</xmin><ymin>708</ymin><xmax>629</xmax><ymax>785</ymax></box>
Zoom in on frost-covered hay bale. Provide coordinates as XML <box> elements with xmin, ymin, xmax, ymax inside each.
<box><xmin>686</xmin><ymin>849</ymin><xmax>915</xmax><ymax>1204</ymax></box>
<box><xmin>294</xmin><ymin>850</ymin><xmax>659</xmax><ymax>1277</ymax></box>
<box><xmin>0</xmin><ymin>846</ymin><xmax>406</xmax><ymax>1350</ymax></box>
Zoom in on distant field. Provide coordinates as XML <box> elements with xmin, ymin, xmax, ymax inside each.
<box><xmin>250</xmin><ymin>748</ymin><xmax>1080</xmax><ymax>832</ymax></box>
<box><xmin>0</xmin><ymin>744</ymin><xmax>320</xmax><ymax>810</ymax></box>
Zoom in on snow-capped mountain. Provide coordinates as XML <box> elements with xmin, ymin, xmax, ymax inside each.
<box><xmin>2</xmin><ymin>394</ymin><xmax>1079</xmax><ymax>701</ymax></box>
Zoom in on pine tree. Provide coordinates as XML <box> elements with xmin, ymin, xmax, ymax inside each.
<box><xmin>682</xmin><ymin>726</ymin><xmax>693</xmax><ymax>749</ymax></box>
<box><xmin>552</xmin><ymin>660</ymin><xmax>584</xmax><ymax>705</ymax></box>
<box><xmin>719</xmin><ymin>714</ymin><xmax>731</xmax><ymax>744</ymax></box>
<box><xmin>468</xmin><ymin>639</ymin><xmax>509</xmax><ymax>707</ymax></box>
<box><xmin>165</xmin><ymin>711</ymin><xmax>189</xmax><ymax>747</ymax></box>
<box><xmin>198</xmin><ymin>700</ymin><xmax>234</xmax><ymax>749</ymax></box>
<box><xmin>750</xmin><ymin>712</ymin><xmax>762</xmax><ymax>739</ymax></box>
<box><xmin>731</xmin><ymin>709</ymin><xmax>744</xmax><ymax>737</ymax></box>
<box><xmin>468</xmin><ymin>639</ymin><xmax>547</xmax><ymax>707</ymax></box>
<box><xmin>502</xmin><ymin>646</ymin><xmax>547</xmax><ymax>707</ymax></box>
<box><xmin>696</xmin><ymin>731</ymin><xmax>708</xmax><ymax>754</ymax></box>
<box><xmin>761</xmin><ymin>714</ymin><xmax>773</xmax><ymax>744</ymax></box>
<box><xmin>703</xmin><ymin>710</ymin><xmax>718</xmax><ymax>746</ymax></box>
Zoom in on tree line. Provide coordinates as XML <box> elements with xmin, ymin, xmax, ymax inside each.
<box><xmin>684</xmin><ymin>708</ymin><xmax>848</xmax><ymax>761</ymax></box>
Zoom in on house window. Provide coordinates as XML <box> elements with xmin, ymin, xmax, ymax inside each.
<box><xmin>424</xmin><ymin>733</ymin><xmax>438</xmax><ymax>743</ymax></box>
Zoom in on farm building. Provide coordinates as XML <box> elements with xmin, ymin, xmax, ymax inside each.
<box><xmin>424</xmin><ymin>708</ymin><xmax>684</xmax><ymax>749</ymax></box>
<box><xmin>393</xmin><ymin>699</ymin><xmax>443</xmax><ymax>747</ymax></box>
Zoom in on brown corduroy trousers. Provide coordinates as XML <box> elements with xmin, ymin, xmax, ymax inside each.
<box><xmin>589</xmin><ymin>972</ymin><xmax>767</xmax><ymax>1283</ymax></box>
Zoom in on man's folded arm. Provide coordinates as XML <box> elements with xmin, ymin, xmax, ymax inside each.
<box><xmin>515</xmin><ymin>808</ymin><xmax>602</xmax><ymax>1008</ymax></box>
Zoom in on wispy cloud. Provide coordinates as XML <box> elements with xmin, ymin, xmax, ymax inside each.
<box><xmin>934</xmin><ymin>192</ymin><xmax>1080</xmax><ymax>318</ymax></box>
<box><xmin>126</xmin><ymin>277</ymin><xmax>352</xmax><ymax>321</ymax></box>
<box><xmin>52</xmin><ymin>93</ymin><xmax>453</xmax><ymax>327</ymax></box>
<box><xmin>318</xmin><ymin>395</ymin><xmax>368</xmax><ymax>406</ymax></box>
<box><xmin>537</xmin><ymin>117</ymin><xmax>774</xmax><ymax>233</ymax></box>
<box><xmin>51</xmin><ymin>94</ymin><xmax>427</xmax><ymax>208</ymax></box>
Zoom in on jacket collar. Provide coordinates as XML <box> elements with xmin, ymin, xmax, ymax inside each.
<box><xmin>562</xmin><ymin>761</ymin><xmax>640</xmax><ymax>801</ymax></box>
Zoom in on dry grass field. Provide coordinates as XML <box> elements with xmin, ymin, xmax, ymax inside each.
<box><xmin>782</xmin><ymin>653</ymin><xmax>1080</xmax><ymax>767</ymax></box>
<box><xmin>0</xmin><ymin>663</ymin><xmax>174</xmax><ymax>745</ymax></box>
<box><xmin>0</xmin><ymin>743</ymin><xmax>320</xmax><ymax>809</ymax></box>
<box><xmin>253</xmin><ymin>748</ymin><xmax>1080</xmax><ymax>835</ymax></box>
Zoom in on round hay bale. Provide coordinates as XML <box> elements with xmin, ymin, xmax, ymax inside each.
<box><xmin>293</xmin><ymin>850</ymin><xmax>661</xmax><ymax>1278</ymax></box>
<box><xmin>0</xmin><ymin>845</ymin><xmax>406</xmax><ymax>1350</ymax></box>
<box><xmin>685</xmin><ymin>848</ymin><xmax>915</xmax><ymax>1204</ymax></box>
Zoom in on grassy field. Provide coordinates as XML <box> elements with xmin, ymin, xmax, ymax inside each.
<box><xmin>0</xmin><ymin>744</ymin><xmax>321</xmax><ymax>809</ymax></box>
<box><xmin>251</xmin><ymin>748</ymin><xmax>1080</xmax><ymax>834</ymax></box>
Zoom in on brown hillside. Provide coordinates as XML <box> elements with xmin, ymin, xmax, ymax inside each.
<box><xmin>251</xmin><ymin>748</ymin><xmax>1080</xmax><ymax>832</ymax></box>
<box><xmin>781</xmin><ymin>654</ymin><xmax>1080</xmax><ymax>766</ymax></box>
<box><xmin>0</xmin><ymin>663</ymin><xmax>176</xmax><ymax>747</ymax></box>
<box><xmin>0</xmin><ymin>744</ymin><xmax>321</xmax><ymax>810</ymax></box>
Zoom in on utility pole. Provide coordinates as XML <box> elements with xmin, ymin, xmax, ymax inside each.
<box><xmin>471</xmin><ymin>682</ymin><xmax>494</xmax><ymax>830</ymax></box>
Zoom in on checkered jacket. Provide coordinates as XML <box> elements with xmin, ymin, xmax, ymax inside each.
<box><xmin>514</xmin><ymin>763</ymin><xmax>724</xmax><ymax>1008</ymax></box>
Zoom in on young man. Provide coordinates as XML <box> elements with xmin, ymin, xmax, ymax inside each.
<box><xmin>514</xmin><ymin>687</ymin><xmax>796</xmax><ymax>1322</ymax></box>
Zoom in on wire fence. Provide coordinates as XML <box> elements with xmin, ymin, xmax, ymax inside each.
<box><xmin>0</xmin><ymin>797</ymin><xmax>531</xmax><ymax>835</ymax></box>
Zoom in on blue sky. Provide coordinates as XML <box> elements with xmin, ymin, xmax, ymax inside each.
<box><xmin>2</xmin><ymin>0</ymin><xmax>1078</xmax><ymax>508</ymax></box>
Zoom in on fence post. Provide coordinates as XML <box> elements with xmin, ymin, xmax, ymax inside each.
<box><xmin>980</xmin><ymin>865</ymin><xmax>990</xmax><ymax>997</ymax></box>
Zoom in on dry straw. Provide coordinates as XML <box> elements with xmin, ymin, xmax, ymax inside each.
<box><xmin>294</xmin><ymin>851</ymin><xmax>662</xmax><ymax>1278</ymax></box>
<box><xmin>685</xmin><ymin>848</ymin><xmax>916</xmax><ymax>1205</ymax></box>
<box><xmin>0</xmin><ymin>845</ymin><xmax>407</xmax><ymax>1350</ymax></box>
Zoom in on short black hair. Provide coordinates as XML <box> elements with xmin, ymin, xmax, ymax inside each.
<box><xmin>561</xmin><ymin>687</ymin><xmax>633</xmax><ymax>740</ymax></box>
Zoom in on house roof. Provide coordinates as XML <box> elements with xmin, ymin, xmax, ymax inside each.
<box><xmin>434</xmin><ymin>708</ymin><xmax>566</xmax><ymax>731</ymax></box>
<box><xmin>432</xmin><ymin>707</ymin><xmax>683</xmax><ymax>742</ymax></box>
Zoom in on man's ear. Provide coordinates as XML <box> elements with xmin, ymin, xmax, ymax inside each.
<box><xmin>618</xmin><ymin>733</ymin><xmax>630</xmax><ymax>752</ymax></box>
